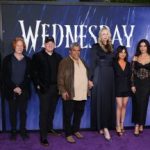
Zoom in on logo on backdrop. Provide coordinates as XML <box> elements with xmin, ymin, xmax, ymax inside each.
<box><xmin>19</xmin><ymin>20</ymin><xmax>135</xmax><ymax>53</ymax></box>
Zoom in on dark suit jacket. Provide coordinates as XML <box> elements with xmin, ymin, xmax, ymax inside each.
<box><xmin>31</xmin><ymin>49</ymin><xmax>62</xmax><ymax>94</ymax></box>
<box><xmin>114</xmin><ymin>60</ymin><xmax>131</xmax><ymax>94</ymax></box>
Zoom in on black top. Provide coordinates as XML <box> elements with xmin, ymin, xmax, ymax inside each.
<box><xmin>114</xmin><ymin>60</ymin><xmax>131</xmax><ymax>95</ymax></box>
<box><xmin>11</xmin><ymin>55</ymin><xmax>26</xmax><ymax>85</ymax></box>
<box><xmin>31</xmin><ymin>48</ymin><xmax>62</xmax><ymax>93</ymax></box>
<box><xmin>90</xmin><ymin>43</ymin><xmax>114</xmax><ymax>80</ymax></box>
<box><xmin>131</xmin><ymin>61</ymin><xmax>150</xmax><ymax>86</ymax></box>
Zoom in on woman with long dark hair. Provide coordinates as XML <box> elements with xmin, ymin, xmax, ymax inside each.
<box><xmin>114</xmin><ymin>46</ymin><xmax>131</xmax><ymax>136</ymax></box>
<box><xmin>131</xmin><ymin>39</ymin><xmax>150</xmax><ymax>136</ymax></box>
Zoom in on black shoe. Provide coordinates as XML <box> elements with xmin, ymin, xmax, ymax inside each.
<box><xmin>20</xmin><ymin>131</ymin><xmax>29</xmax><ymax>140</ymax></box>
<box><xmin>10</xmin><ymin>130</ymin><xmax>17</xmax><ymax>141</ymax></box>
<box><xmin>40</xmin><ymin>138</ymin><xmax>49</xmax><ymax>146</ymax></box>
<box><xmin>48</xmin><ymin>129</ymin><xmax>61</xmax><ymax>136</ymax></box>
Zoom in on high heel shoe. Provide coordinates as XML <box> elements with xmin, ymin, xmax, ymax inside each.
<box><xmin>134</xmin><ymin>125</ymin><xmax>139</xmax><ymax>136</ymax></box>
<box><xmin>116</xmin><ymin>126</ymin><xmax>123</xmax><ymax>136</ymax></box>
<box><xmin>104</xmin><ymin>128</ymin><xmax>111</xmax><ymax>141</ymax></box>
<box><xmin>120</xmin><ymin>122</ymin><xmax>125</xmax><ymax>133</ymax></box>
<box><xmin>139</xmin><ymin>125</ymin><xmax>143</xmax><ymax>133</ymax></box>
<box><xmin>99</xmin><ymin>129</ymin><xmax>104</xmax><ymax>135</ymax></box>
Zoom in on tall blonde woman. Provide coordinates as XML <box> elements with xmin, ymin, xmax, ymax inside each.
<box><xmin>90</xmin><ymin>26</ymin><xmax>115</xmax><ymax>140</ymax></box>
<box><xmin>131</xmin><ymin>39</ymin><xmax>150</xmax><ymax>136</ymax></box>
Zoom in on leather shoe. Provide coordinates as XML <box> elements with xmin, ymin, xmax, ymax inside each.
<box><xmin>66</xmin><ymin>136</ymin><xmax>76</xmax><ymax>143</ymax></box>
<box><xmin>40</xmin><ymin>138</ymin><xmax>49</xmax><ymax>146</ymax></box>
<box><xmin>74</xmin><ymin>132</ymin><xmax>84</xmax><ymax>139</ymax></box>
<box><xmin>48</xmin><ymin>129</ymin><xmax>61</xmax><ymax>136</ymax></box>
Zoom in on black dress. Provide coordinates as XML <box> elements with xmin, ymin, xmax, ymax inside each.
<box><xmin>131</xmin><ymin>61</ymin><xmax>150</xmax><ymax>125</ymax></box>
<box><xmin>90</xmin><ymin>43</ymin><xmax>115</xmax><ymax>130</ymax></box>
<box><xmin>114</xmin><ymin>61</ymin><xmax>131</xmax><ymax>97</ymax></box>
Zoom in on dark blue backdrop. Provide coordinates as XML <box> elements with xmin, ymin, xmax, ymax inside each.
<box><xmin>0</xmin><ymin>3</ymin><xmax>150</xmax><ymax>130</ymax></box>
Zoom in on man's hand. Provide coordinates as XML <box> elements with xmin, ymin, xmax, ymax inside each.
<box><xmin>13</xmin><ymin>87</ymin><xmax>22</xmax><ymax>95</ymax></box>
<box><xmin>62</xmin><ymin>92</ymin><xmax>70</xmax><ymax>100</ymax></box>
<box><xmin>88</xmin><ymin>80</ymin><xmax>94</xmax><ymax>89</ymax></box>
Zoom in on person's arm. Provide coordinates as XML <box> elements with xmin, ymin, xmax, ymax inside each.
<box><xmin>89</xmin><ymin>44</ymin><xmax>98</xmax><ymax>81</ymax></box>
<box><xmin>57</xmin><ymin>60</ymin><xmax>67</xmax><ymax>94</ymax></box>
<box><xmin>82</xmin><ymin>59</ymin><xmax>94</xmax><ymax>89</ymax></box>
<box><xmin>2</xmin><ymin>56</ymin><xmax>16</xmax><ymax>90</ymax></box>
<box><xmin>131</xmin><ymin>56</ymin><xmax>137</xmax><ymax>93</ymax></box>
<box><xmin>57</xmin><ymin>59</ymin><xmax>70</xmax><ymax>100</ymax></box>
<box><xmin>31</xmin><ymin>54</ymin><xmax>41</xmax><ymax>90</ymax></box>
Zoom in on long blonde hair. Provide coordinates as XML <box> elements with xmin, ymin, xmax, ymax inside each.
<box><xmin>98</xmin><ymin>26</ymin><xmax>113</xmax><ymax>52</ymax></box>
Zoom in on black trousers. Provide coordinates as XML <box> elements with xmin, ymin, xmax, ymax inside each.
<box><xmin>38</xmin><ymin>85</ymin><xmax>59</xmax><ymax>139</ymax></box>
<box><xmin>8</xmin><ymin>91</ymin><xmax>28</xmax><ymax>132</ymax></box>
<box><xmin>132</xmin><ymin>83</ymin><xmax>150</xmax><ymax>125</ymax></box>
<box><xmin>63</xmin><ymin>100</ymin><xmax>85</xmax><ymax>137</ymax></box>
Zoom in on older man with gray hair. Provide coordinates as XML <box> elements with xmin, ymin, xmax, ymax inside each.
<box><xmin>58</xmin><ymin>42</ymin><xmax>92</xmax><ymax>143</ymax></box>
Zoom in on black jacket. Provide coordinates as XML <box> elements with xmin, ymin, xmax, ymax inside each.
<box><xmin>114</xmin><ymin>60</ymin><xmax>131</xmax><ymax>94</ymax></box>
<box><xmin>1</xmin><ymin>53</ymin><xmax>31</xmax><ymax>100</ymax></box>
<box><xmin>31</xmin><ymin>49</ymin><xmax>62</xmax><ymax>94</ymax></box>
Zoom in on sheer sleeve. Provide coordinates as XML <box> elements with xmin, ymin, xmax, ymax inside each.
<box><xmin>131</xmin><ymin>60</ymin><xmax>136</xmax><ymax>87</ymax></box>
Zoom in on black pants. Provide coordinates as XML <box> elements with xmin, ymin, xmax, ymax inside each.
<box><xmin>38</xmin><ymin>85</ymin><xmax>59</xmax><ymax>139</ymax></box>
<box><xmin>63</xmin><ymin>100</ymin><xmax>85</xmax><ymax>137</ymax></box>
<box><xmin>132</xmin><ymin>83</ymin><xmax>150</xmax><ymax>125</ymax></box>
<box><xmin>8</xmin><ymin>91</ymin><xmax>28</xmax><ymax>132</ymax></box>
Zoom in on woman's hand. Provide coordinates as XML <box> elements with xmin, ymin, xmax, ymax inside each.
<box><xmin>131</xmin><ymin>86</ymin><xmax>136</xmax><ymax>94</ymax></box>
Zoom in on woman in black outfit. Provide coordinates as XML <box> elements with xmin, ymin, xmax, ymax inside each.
<box><xmin>89</xmin><ymin>26</ymin><xmax>115</xmax><ymax>140</ymax></box>
<box><xmin>2</xmin><ymin>37</ymin><xmax>31</xmax><ymax>140</ymax></box>
<box><xmin>114</xmin><ymin>46</ymin><xmax>131</xmax><ymax>136</ymax></box>
<box><xmin>131</xmin><ymin>39</ymin><xmax>150</xmax><ymax>136</ymax></box>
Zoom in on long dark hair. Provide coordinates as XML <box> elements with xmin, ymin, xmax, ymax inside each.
<box><xmin>115</xmin><ymin>45</ymin><xmax>128</xmax><ymax>62</ymax></box>
<box><xmin>135</xmin><ymin>39</ymin><xmax>150</xmax><ymax>56</ymax></box>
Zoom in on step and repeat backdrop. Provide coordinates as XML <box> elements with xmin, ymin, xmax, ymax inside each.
<box><xmin>0</xmin><ymin>3</ymin><xmax>150</xmax><ymax>131</ymax></box>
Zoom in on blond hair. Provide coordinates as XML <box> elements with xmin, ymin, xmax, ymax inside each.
<box><xmin>98</xmin><ymin>26</ymin><xmax>113</xmax><ymax>52</ymax></box>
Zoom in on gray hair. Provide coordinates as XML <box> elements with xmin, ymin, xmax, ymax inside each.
<box><xmin>70</xmin><ymin>42</ymin><xmax>81</xmax><ymax>50</ymax></box>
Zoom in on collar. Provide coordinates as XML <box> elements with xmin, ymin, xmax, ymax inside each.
<box><xmin>69</xmin><ymin>55</ymin><xmax>81</xmax><ymax>64</ymax></box>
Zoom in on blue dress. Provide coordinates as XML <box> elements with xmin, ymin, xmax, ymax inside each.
<box><xmin>90</xmin><ymin>43</ymin><xmax>115</xmax><ymax>130</ymax></box>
